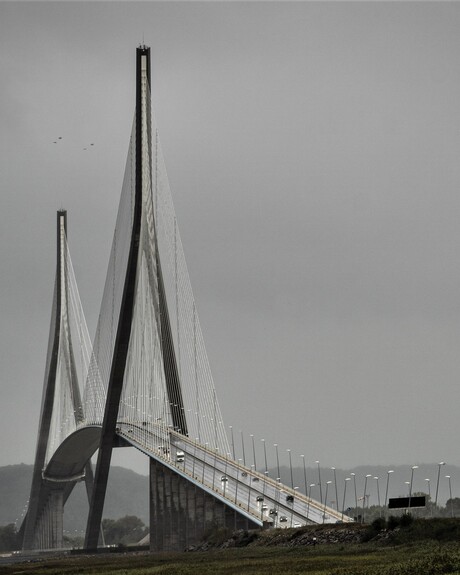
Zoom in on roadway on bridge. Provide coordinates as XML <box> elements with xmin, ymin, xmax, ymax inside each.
<box><xmin>116</xmin><ymin>422</ymin><xmax>350</xmax><ymax>527</ymax></box>
<box><xmin>41</xmin><ymin>420</ymin><xmax>350</xmax><ymax>527</ymax></box>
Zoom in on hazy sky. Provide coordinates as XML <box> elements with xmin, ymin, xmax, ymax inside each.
<box><xmin>2</xmin><ymin>1</ymin><xmax>460</xmax><ymax>477</ymax></box>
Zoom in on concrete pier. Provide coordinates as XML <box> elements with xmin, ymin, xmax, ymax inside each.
<box><xmin>34</xmin><ymin>487</ymin><xmax>64</xmax><ymax>549</ymax></box>
<box><xmin>149</xmin><ymin>458</ymin><xmax>258</xmax><ymax>552</ymax></box>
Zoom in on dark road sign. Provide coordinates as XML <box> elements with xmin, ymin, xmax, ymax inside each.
<box><xmin>388</xmin><ymin>496</ymin><xmax>426</xmax><ymax>509</ymax></box>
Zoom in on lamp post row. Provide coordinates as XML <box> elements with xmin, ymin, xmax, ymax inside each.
<box><xmin>230</xmin><ymin>429</ymin><xmax>454</xmax><ymax>518</ymax></box>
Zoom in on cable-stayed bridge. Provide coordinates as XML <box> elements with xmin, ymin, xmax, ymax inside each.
<box><xmin>21</xmin><ymin>46</ymin><xmax>350</xmax><ymax>552</ymax></box>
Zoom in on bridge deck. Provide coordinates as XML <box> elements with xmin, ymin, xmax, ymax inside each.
<box><xmin>42</xmin><ymin>421</ymin><xmax>351</xmax><ymax>528</ymax></box>
<box><xmin>117</xmin><ymin>423</ymin><xmax>351</xmax><ymax>527</ymax></box>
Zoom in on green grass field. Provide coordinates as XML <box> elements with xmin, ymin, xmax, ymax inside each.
<box><xmin>2</xmin><ymin>542</ymin><xmax>460</xmax><ymax>575</ymax></box>
<box><xmin>4</xmin><ymin>519</ymin><xmax>460</xmax><ymax>575</ymax></box>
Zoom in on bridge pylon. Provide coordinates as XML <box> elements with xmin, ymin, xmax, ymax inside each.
<box><xmin>84</xmin><ymin>44</ymin><xmax>246</xmax><ymax>551</ymax></box>
<box><xmin>22</xmin><ymin>211</ymin><xmax>93</xmax><ymax>550</ymax></box>
<box><xmin>84</xmin><ymin>45</ymin><xmax>190</xmax><ymax>550</ymax></box>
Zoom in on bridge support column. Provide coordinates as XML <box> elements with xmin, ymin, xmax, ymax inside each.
<box><xmin>33</xmin><ymin>487</ymin><xmax>64</xmax><ymax>550</ymax></box>
<box><xmin>50</xmin><ymin>488</ymin><xmax>64</xmax><ymax>549</ymax></box>
<box><xmin>149</xmin><ymin>458</ymin><xmax>259</xmax><ymax>552</ymax></box>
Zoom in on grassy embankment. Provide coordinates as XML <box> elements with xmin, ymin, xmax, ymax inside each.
<box><xmin>4</xmin><ymin>518</ymin><xmax>460</xmax><ymax>575</ymax></box>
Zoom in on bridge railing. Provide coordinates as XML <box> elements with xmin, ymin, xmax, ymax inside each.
<box><xmin>170</xmin><ymin>431</ymin><xmax>349</xmax><ymax>523</ymax></box>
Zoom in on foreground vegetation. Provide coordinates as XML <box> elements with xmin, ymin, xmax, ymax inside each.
<box><xmin>3</xmin><ymin>542</ymin><xmax>460</xmax><ymax>575</ymax></box>
<box><xmin>3</xmin><ymin>518</ymin><xmax>460</xmax><ymax>575</ymax></box>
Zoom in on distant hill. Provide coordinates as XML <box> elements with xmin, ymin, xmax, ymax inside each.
<box><xmin>2</xmin><ymin>461</ymin><xmax>458</xmax><ymax>534</ymax></box>
<box><xmin>0</xmin><ymin>465</ymin><xmax>32</xmax><ymax>528</ymax></box>
<box><xmin>0</xmin><ymin>464</ymin><xmax>148</xmax><ymax>535</ymax></box>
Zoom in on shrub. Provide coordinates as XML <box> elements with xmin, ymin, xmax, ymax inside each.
<box><xmin>399</xmin><ymin>513</ymin><xmax>413</xmax><ymax>528</ymax></box>
<box><xmin>387</xmin><ymin>515</ymin><xmax>400</xmax><ymax>530</ymax></box>
<box><xmin>371</xmin><ymin>517</ymin><xmax>387</xmax><ymax>532</ymax></box>
<box><xmin>362</xmin><ymin>516</ymin><xmax>387</xmax><ymax>542</ymax></box>
<box><xmin>203</xmin><ymin>525</ymin><xmax>232</xmax><ymax>546</ymax></box>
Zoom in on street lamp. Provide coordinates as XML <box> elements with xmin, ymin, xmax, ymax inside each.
<box><xmin>374</xmin><ymin>477</ymin><xmax>381</xmax><ymax>515</ymax></box>
<box><xmin>363</xmin><ymin>474</ymin><xmax>372</xmax><ymax>523</ymax></box>
<box><xmin>409</xmin><ymin>465</ymin><xmax>418</xmax><ymax>505</ymax></box>
<box><xmin>425</xmin><ymin>478</ymin><xmax>431</xmax><ymax>498</ymax></box>
<box><xmin>384</xmin><ymin>470</ymin><xmax>394</xmax><ymax>514</ymax></box>
<box><xmin>251</xmin><ymin>434</ymin><xmax>257</xmax><ymax>471</ymax></box>
<box><xmin>307</xmin><ymin>483</ymin><xmax>315</xmax><ymax>519</ymax></box>
<box><xmin>192</xmin><ymin>438</ymin><xmax>199</xmax><ymax>477</ymax></box>
<box><xmin>235</xmin><ymin>459</ymin><xmax>242</xmax><ymax>504</ymax></box>
<box><xmin>331</xmin><ymin>467</ymin><xmax>339</xmax><ymax>511</ymax></box>
<box><xmin>292</xmin><ymin>487</ymin><xmax>299</xmax><ymax>527</ymax></box>
<box><xmin>247</xmin><ymin>466</ymin><xmax>253</xmax><ymax>511</ymax></box>
<box><xmin>287</xmin><ymin>449</ymin><xmax>294</xmax><ymax>489</ymax></box>
<box><xmin>229</xmin><ymin>426</ymin><xmax>235</xmax><ymax>460</ymax></box>
<box><xmin>342</xmin><ymin>477</ymin><xmax>351</xmax><ymax>521</ymax></box>
<box><xmin>425</xmin><ymin>478</ymin><xmax>432</xmax><ymax>517</ymax></box>
<box><xmin>300</xmin><ymin>455</ymin><xmax>307</xmax><ymax>496</ymax></box>
<box><xmin>275</xmin><ymin>477</ymin><xmax>281</xmax><ymax>527</ymax></box>
<box><xmin>274</xmin><ymin>444</ymin><xmax>280</xmax><ymax>481</ymax></box>
<box><xmin>351</xmin><ymin>472</ymin><xmax>358</xmax><ymax>513</ymax></box>
<box><xmin>316</xmin><ymin>461</ymin><xmax>323</xmax><ymax>504</ymax></box>
<box><xmin>223</xmin><ymin>453</ymin><xmax>230</xmax><ymax>497</ymax></box>
<box><xmin>261</xmin><ymin>439</ymin><xmax>268</xmax><ymax>474</ymax></box>
<box><xmin>323</xmin><ymin>481</ymin><xmax>332</xmax><ymax>524</ymax></box>
<box><xmin>263</xmin><ymin>470</ymin><xmax>269</xmax><ymax>498</ymax></box>
<box><xmin>435</xmin><ymin>462</ymin><xmax>446</xmax><ymax>514</ymax></box>
<box><xmin>240</xmin><ymin>431</ymin><xmax>246</xmax><ymax>466</ymax></box>
<box><xmin>446</xmin><ymin>475</ymin><xmax>454</xmax><ymax>518</ymax></box>
<box><xmin>405</xmin><ymin>480</ymin><xmax>411</xmax><ymax>510</ymax></box>
<box><xmin>212</xmin><ymin>447</ymin><xmax>217</xmax><ymax>489</ymax></box>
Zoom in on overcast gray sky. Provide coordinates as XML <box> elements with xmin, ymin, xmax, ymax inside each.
<box><xmin>2</xmin><ymin>1</ymin><xmax>460</xmax><ymax>476</ymax></box>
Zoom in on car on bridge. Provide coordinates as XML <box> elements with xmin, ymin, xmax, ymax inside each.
<box><xmin>176</xmin><ymin>451</ymin><xmax>185</xmax><ymax>463</ymax></box>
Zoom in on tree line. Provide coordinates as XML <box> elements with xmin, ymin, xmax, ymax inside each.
<box><xmin>0</xmin><ymin>515</ymin><xmax>148</xmax><ymax>552</ymax></box>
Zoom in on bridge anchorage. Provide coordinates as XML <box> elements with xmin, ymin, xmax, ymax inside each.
<box><xmin>22</xmin><ymin>46</ymin><xmax>350</xmax><ymax>553</ymax></box>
